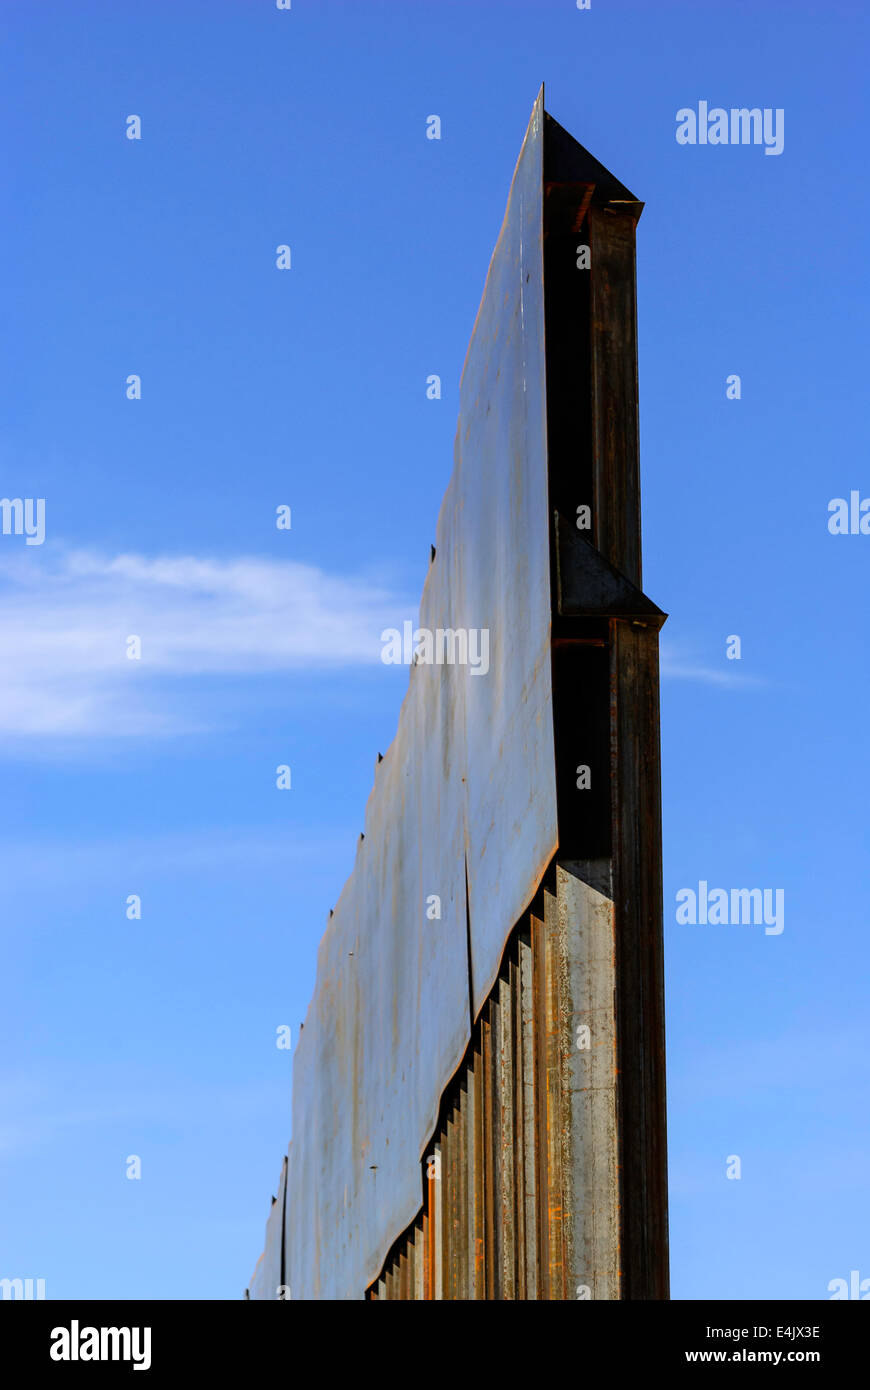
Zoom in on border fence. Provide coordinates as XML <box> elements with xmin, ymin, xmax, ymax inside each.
<box><xmin>247</xmin><ymin>87</ymin><xmax>668</xmax><ymax>1301</ymax></box>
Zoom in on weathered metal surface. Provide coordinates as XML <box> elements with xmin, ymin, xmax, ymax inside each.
<box><xmin>517</xmin><ymin>928</ymin><xmax>537</xmax><ymax>1297</ymax></box>
<box><xmin>453</xmin><ymin>88</ymin><xmax>558</xmax><ymax>1019</ymax></box>
<box><xmin>610</xmin><ymin>620</ymin><xmax>670</xmax><ymax>1299</ymax></box>
<box><xmin>367</xmin><ymin>873</ymin><xmax>618</xmax><ymax>1300</ymax></box>
<box><xmin>555</xmin><ymin>519</ymin><xmax>665</xmax><ymax>621</ymax></box>
<box><xmin>253</xmin><ymin>93</ymin><xmax>669</xmax><ymax>1301</ymax></box>
<box><xmin>365</xmin><ymin>890</ymin><xmax>593</xmax><ymax>1299</ymax></box>
<box><xmin>282</xmin><ymin>647</ymin><xmax>471</xmax><ymax>1298</ymax></box>
<box><xmin>557</xmin><ymin>864</ymin><xmax>621</xmax><ymax>1300</ymax></box>
<box><xmin>269</xmin><ymin>89</ymin><xmax>558</xmax><ymax>1302</ymax></box>
<box><xmin>587</xmin><ymin>204</ymin><xmax>643</xmax><ymax>585</ymax></box>
<box><xmin>543</xmin><ymin>108</ymin><xmax>669</xmax><ymax>1298</ymax></box>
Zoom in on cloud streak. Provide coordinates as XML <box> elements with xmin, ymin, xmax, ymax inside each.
<box><xmin>0</xmin><ymin>548</ymin><xmax>410</xmax><ymax>737</ymax></box>
<box><xmin>660</xmin><ymin>644</ymin><xmax>767</xmax><ymax>688</ymax></box>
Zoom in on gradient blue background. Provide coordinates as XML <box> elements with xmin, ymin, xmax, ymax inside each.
<box><xmin>0</xmin><ymin>0</ymin><xmax>867</xmax><ymax>1300</ymax></box>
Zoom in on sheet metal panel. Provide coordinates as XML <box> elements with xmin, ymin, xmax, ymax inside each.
<box><xmin>455</xmin><ymin>89</ymin><xmax>558</xmax><ymax>1018</ymax></box>
<box><xmin>283</xmin><ymin>556</ymin><xmax>473</xmax><ymax>1298</ymax></box>
<box><xmin>276</xmin><ymin>89</ymin><xmax>558</xmax><ymax>1300</ymax></box>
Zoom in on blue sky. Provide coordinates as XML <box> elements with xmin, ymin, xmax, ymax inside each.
<box><xmin>0</xmin><ymin>0</ymin><xmax>867</xmax><ymax>1300</ymax></box>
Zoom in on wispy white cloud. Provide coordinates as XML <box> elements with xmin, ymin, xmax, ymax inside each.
<box><xmin>0</xmin><ymin>549</ymin><xmax>766</xmax><ymax>740</ymax></box>
<box><xmin>660</xmin><ymin>643</ymin><xmax>767</xmax><ymax>688</ymax></box>
<box><xmin>0</xmin><ymin>548</ymin><xmax>410</xmax><ymax>737</ymax></box>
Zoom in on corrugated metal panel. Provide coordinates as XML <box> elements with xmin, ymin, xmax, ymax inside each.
<box><xmin>367</xmin><ymin>866</ymin><xmax>623</xmax><ymax>1300</ymax></box>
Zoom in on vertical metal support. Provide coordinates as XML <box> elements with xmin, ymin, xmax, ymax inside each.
<box><xmin>541</xmin><ymin>889</ymin><xmax>566</xmax><ymax>1299</ymax></box>
<box><xmin>432</xmin><ymin>1135</ymin><xmax>443</xmax><ymax>1300</ymax></box>
<box><xmin>530</xmin><ymin>908</ymin><xmax>550</xmax><ymax>1297</ymax></box>
<box><xmin>422</xmin><ymin>1204</ymin><xmax>431</xmax><ymax>1300</ymax></box>
<box><xmin>557</xmin><ymin>864</ymin><xmax>621</xmax><ymax>1300</ymax></box>
<box><xmin>497</xmin><ymin>973</ymin><xmax>517</xmax><ymax>1300</ymax></box>
<box><xmin>413</xmin><ymin>1218</ymin><xmax>424</xmax><ymax>1300</ymax></box>
<box><xmin>546</xmin><ymin>112</ymin><xmax>668</xmax><ymax>1302</ymax></box>
<box><xmin>587</xmin><ymin>206</ymin><xmax>643</xmax><ymax>586</ymax></box>
<box><xmin>610</xmin><ymin>620</ymin><xmax>669</xmax><ymax>1299</ymax></box>
<box><xmin>518</xmin><ymin>925</ymin><xmax>538</xmax><ymax>1298</ymax></box>
<box><xmin>471</xmin><ymin>1042</ymin><xmax>485</xmax><ymax>1298</ymax></box>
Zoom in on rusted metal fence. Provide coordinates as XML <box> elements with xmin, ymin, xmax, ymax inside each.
<box><xmin>248</xmin><ymin>87</ymin><xmax>668</xmax><ymax>1301</ymax></box>
<box><xmin>370</xmin><ymin>866</ymin><xmax>621</xmax><ymax>1300</ymax></box>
